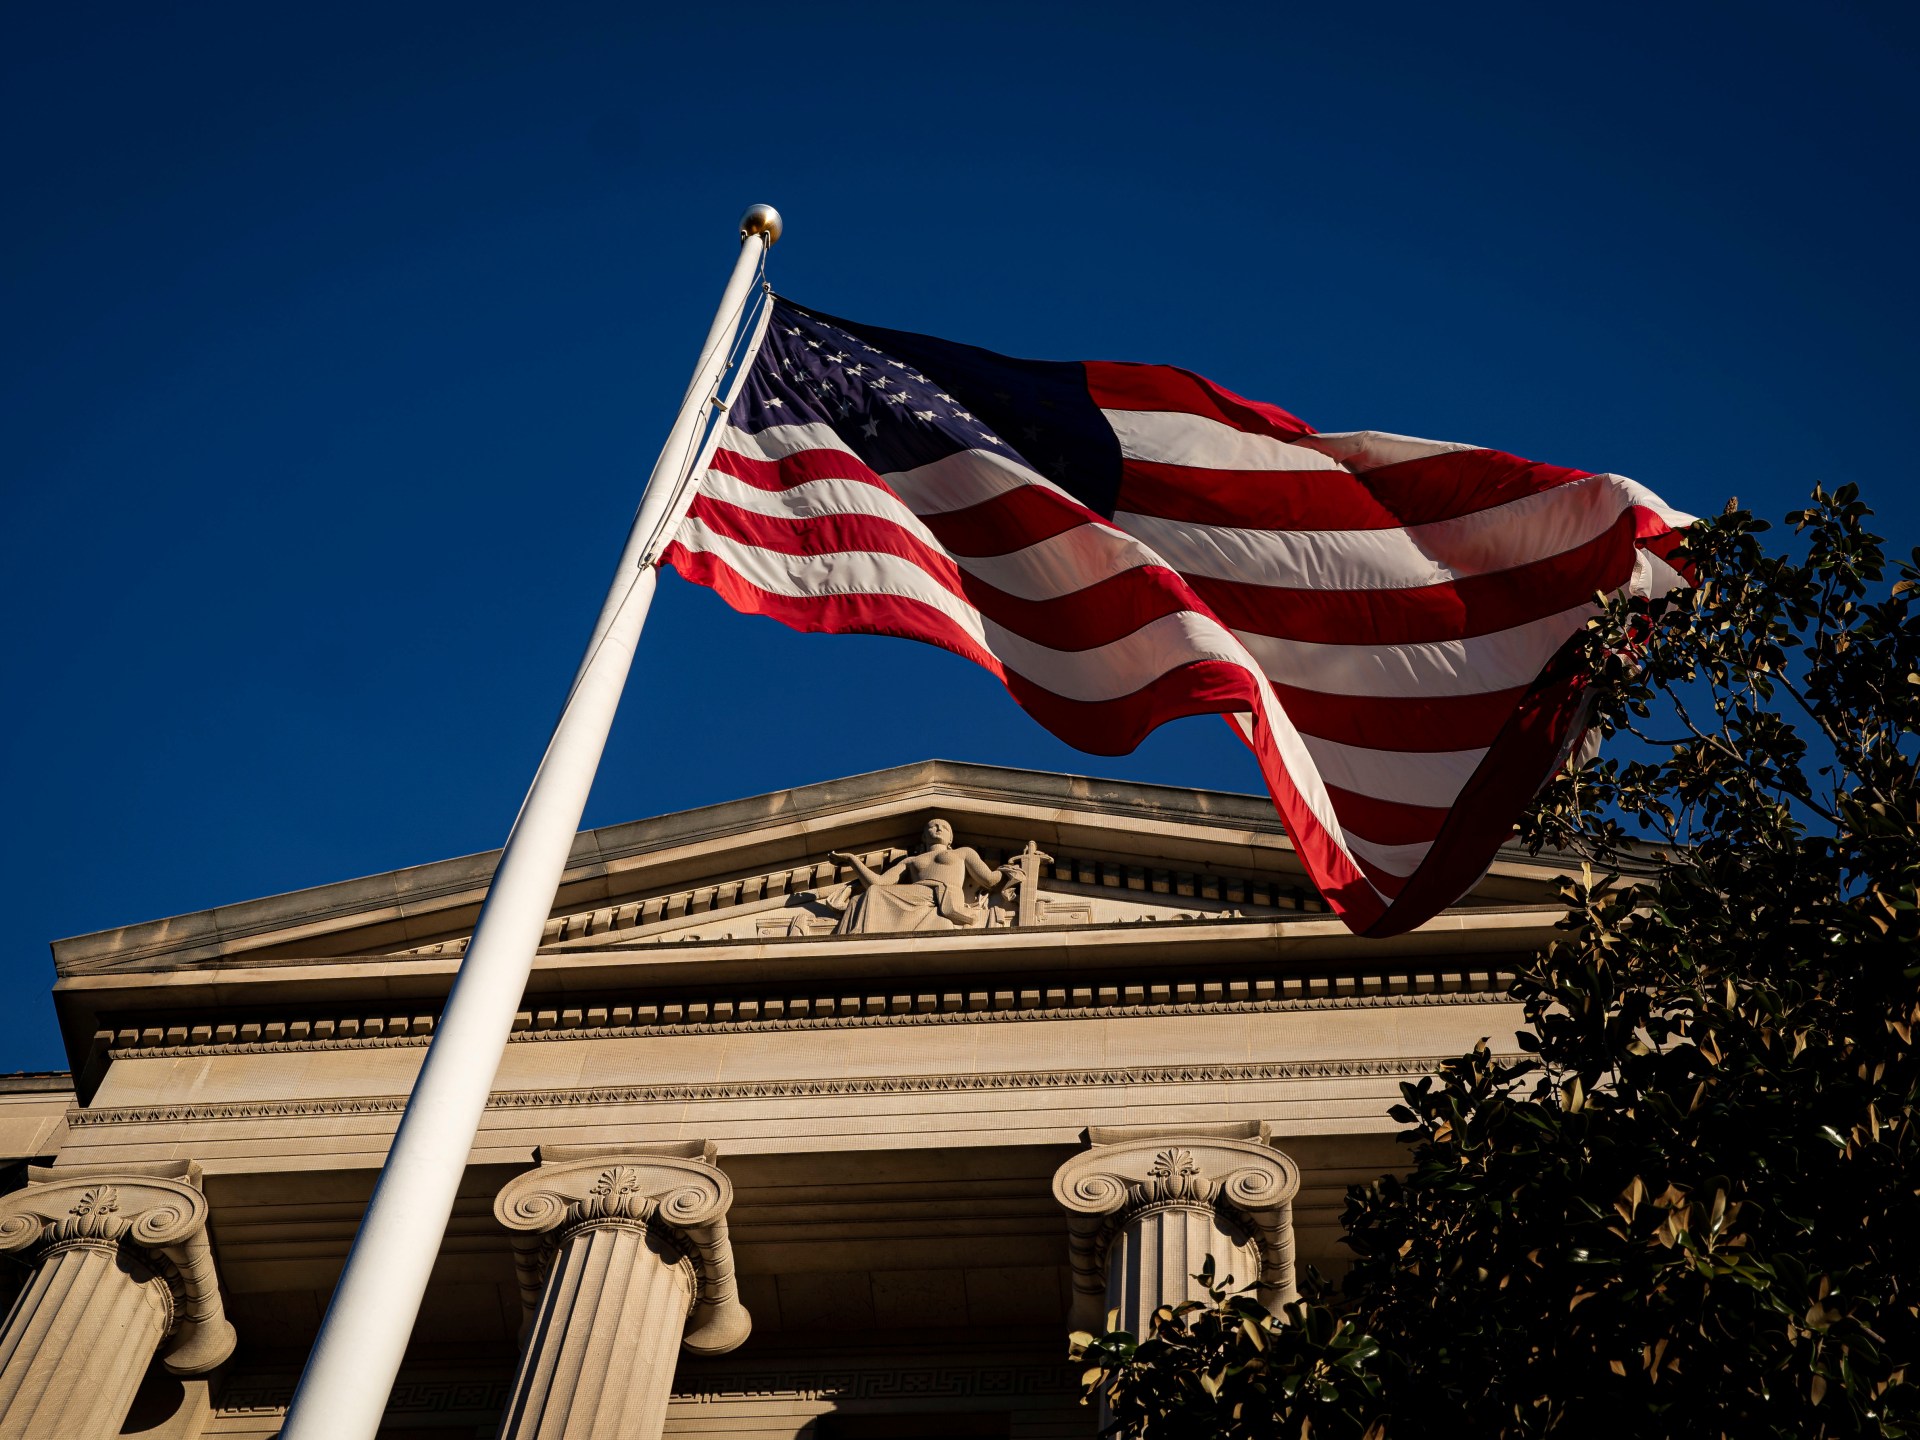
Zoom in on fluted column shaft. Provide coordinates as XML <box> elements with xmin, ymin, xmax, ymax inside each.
<box><xmin>500</xmin><ymin>1220</ymin><xmax>693</xmax><ymax>1440</ymax></box>
<box><xmin>0</xmin><ymin>1240</ymin><xmax>172</xmax><ymax>1440</ymax></box>
<box><xmin>1104</xmin><ymin>1202</ymin><xmax>1264</xmax><ymax>1338</ymax></box>
<box><xmin>494</xmin><ymin>1142</ymin><xmax>751</xmax><ymax>1440</ymax></box>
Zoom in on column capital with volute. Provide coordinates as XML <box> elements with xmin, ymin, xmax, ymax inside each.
<box><xmin>1053</xmin><ymin>1123</ymin><xmax>1301</xmax><ymax>1332</ymax></box>
<box><xmin>0</xmin><ymin>1159</ymin><xmax>235</xmax><ymax>1376</ymax></box>
<box><xmin>0</xmin><ymin>1160</ymin><xmax>235</xmax><ymax>1440</ymax></box>
<box><xmin>494</xmin><ymin>1140</ymin><xmax>750</xmax><ymax>1355</ymax></box>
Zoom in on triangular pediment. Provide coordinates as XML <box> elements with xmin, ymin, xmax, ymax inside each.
<box><xmin>53</xmin><ymin>761</ymin><xmax>1590</xmax><ymax>978</ymax></box>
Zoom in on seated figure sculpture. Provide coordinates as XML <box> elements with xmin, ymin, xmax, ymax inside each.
<box><xmin>826</xmin><ymin>819</ymin><xmax>1012</xmax><ymax>934</ymax></box>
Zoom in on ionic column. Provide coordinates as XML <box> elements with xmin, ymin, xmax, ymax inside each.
<box><xmin>493</xmin><ymin>1142</ymin><xmax>751</xmax><ymax>1440</ymax></box>
<box><xmin>1053</xmin><ymin>1124</ymin><xmax>1301</xmax><ymax>1336</ymax></box>
<box><xmin>0</xmin><ymin>1161</ymin><xmax>236</xmax><ymax>1440</ymax></box>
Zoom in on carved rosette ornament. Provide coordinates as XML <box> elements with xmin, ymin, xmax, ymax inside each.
<box><xmin>0</xmin><ymin>1161</ymin><xmax>235</xmax><ymax>1440</ymax></box>
<box><xmin>1052</xmin><ymin>1126</ymin><xmax>1301</xmax><ymax>1335</ymax></box>
<box><xmin>493</xmin><ymin>1142</ymin><xmax>749</xmax><ymax>1440</ymax></box>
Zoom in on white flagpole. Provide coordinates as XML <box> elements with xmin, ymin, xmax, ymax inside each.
<box><xmin>278</xmin><ymin>204</ymin><xmax>782</xmax><ymax>1440</ymax></box>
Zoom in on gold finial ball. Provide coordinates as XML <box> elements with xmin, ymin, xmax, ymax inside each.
<box><xmin>739</xmin><ymin>204</ymin><xmax>783</xmax><ymax>246</ymax></box>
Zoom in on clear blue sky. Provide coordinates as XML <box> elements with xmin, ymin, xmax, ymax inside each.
<box><xmin>3</xmin><ymin>2</ymin><xmax>1914</xmax><ymax>1070</ymax></box>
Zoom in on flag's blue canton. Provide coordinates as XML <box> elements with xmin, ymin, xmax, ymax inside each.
<box><xmin>738</xmin><ymin>300</ymin><xmax>1125</xmax><ymax>517</ymax></box>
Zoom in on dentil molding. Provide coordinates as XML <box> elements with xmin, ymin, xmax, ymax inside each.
<box><xmin>94</xmin><ymin>972</ymin><xmax>1517</xmax><ymax>1060</ymax></box>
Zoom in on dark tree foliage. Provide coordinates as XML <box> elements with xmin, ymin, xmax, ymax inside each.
<box><xmin>1072</xmin><ymin>1259</ymin><xmax>1387</xmax><ymax>1440</ymax></box>
<box><xmin>1075</xmin><ymin>489</ymin><xmax>1920</xmax><ymax>1438</ymax></box>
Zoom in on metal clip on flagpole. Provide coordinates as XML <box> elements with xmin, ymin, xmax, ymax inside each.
<box><xmin>279</xmin><ymin>204</ymin><xmax>782</xmax><ymax>1440</ymax></box>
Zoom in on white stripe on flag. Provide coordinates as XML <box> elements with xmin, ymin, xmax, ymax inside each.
<box><xmin>882</xmin><ymin>446</ymin><xmax>1089</xmax><ymax>517</ymax></box>
<box><xmin>1103</xmin><ymin>408</ymin><xmax>1342</xmax><ymax>472</ymax></box>
<box><xmin>1234</xmin><ymin>605</ymin><xmax>1594</xmax><ymax>698</ymax></box>
<box><xmin>1342</xmin><ymin>832</ymin><xmax>1439</xmax><ymax>879</ymax></box>
<box><xmin>1613</xmin><ymin>474</ymin><xmax>1697</xmax><ymax>530</ymax></box>
<box><xmin>1290</xmin><ymin>431</ymin><xmax>1482</xmax><ymax>473</ymax></box>
<box><xmin>720</xmin><ymin>421</ymin><xmax>857</xmax><ymax>463</ymax></box>
<box><xmin>1297</xmin><ymin>731</ymin><xmax>1487</xmax><ymax>809</ymax></box>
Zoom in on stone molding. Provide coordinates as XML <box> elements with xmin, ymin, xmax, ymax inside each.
<box><xmin>0</xmin><ymin>1160</ymin><xmax>236</xmax><ymax>1374</ymax></box>
<box><xmin>1053</xmin><ymin>1125</ymin><xmax>1302</xmax><ymax>1326</ymax></box>
<box><xmin>495</xmin><ymin>1142</ymin><xmax>751</xmax><ymax>1355</ymax></box>
<box><xmin>209</xmin><ymin>1351</ymin><xmax>1076</xmax><ymax>1416</ymax></box>
<box><xmin>210</xmin><ymin>1368</ymin><xmax>510</xmax><ymax>1420</ymax></box>
<box><xmin>671</xmin><ymin>1357</ymin><xmax>1076</xmax><ymax>1404</ymax></box>
<box><xmin>67</xmin><ymin>1054</ymin><xmax>1476</xmax><ymax>1128</ymax></box>
<box><xmin>94</xmin><ymin>972</ymin><xmax>1516</xmax><ymax>1060</ymax></box>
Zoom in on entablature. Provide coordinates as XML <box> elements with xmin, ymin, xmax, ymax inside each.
<box><xmin>55</xmin><ymin>906</ymin><xmax>1560</xmax><ymax>1097</ymax></box>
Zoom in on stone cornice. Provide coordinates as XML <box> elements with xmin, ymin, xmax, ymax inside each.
<box><xmin>55</xmin><ymin>909</ymin><xmax>1561</xmax><ymax>1091</ymax></box>
<box><xmin>94</xmin><ymin>972</ymin><xmax>1517</xmax><ymax>1060</ymax></box>
<box><xmin>66</xmin><ymin>1054</ymin><xmax>1474</xmax><ymax>1128</ymax></box>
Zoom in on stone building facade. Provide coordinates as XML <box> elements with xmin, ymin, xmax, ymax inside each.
<box><xmin>0</xmin><ymin>761</ymin><xmax>1572</xmax><ymax>1438</ymax></box>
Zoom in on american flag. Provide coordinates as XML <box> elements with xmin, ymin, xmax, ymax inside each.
<box><xmin>661</xmin><ymin>298</ymin><xmax>1692</xmax><ymax>936</ymax></box>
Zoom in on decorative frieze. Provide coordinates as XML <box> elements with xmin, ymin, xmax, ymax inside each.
<box><xmin>67</xmin><ymin>1053</ymin><xmax>1476</xmax><ymax>1128</ymax></box>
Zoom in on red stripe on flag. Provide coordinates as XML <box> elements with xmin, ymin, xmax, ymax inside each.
<box><xmin>1357</xmin><ymin>661</ymin><xmax>1592</xmax><ymax>939</ymax></box>
<box><xmin>1319</xmin><ymin>785</ymin><xmax>1450</xmax><ymax>847</ymax></box>
<box><xmin>1083</xmin><ymin>361</ymin><xmax>1313</xmax><ymax>440</ymax></box>
<box><xmin>1633</xmin><ymin>508</ymin><xmax>1695</xmax><ymax>579</ymax></box>
<box><xmin>1350</xmin><ymin>854</ymin><xmax>1411</xmax><ymax>900</ymax></box>
<box><xmin>709</xmin><ymin>445</ymin><xmax>879</xmax><ymax>493</ymax></box>
<box><xmin>1266</xmin><ymin>681</ymin><xmax>1528</xmax><ymax>755</ymax></box>
<box><xmin>1117</xmin><ymin>460</ymin><xmax>1412</xmax><ymax>532</ymax></box>
<box><xmin>1220</xmin><ymin>715</ymin><xmax>1387</xmax><ymax>932</ymax></box>
<box><xmin>916</xmin><ymin>486</ymin><xmax>1100</xmax><ymax>557</ymax></box>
